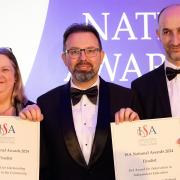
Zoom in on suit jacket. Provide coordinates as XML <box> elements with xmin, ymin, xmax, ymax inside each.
<box><xmin>131</xmin><ymin>64</ymin><xmax>172</xmax><ymax>119</ymax></box>
<box><xmin>39</xmin><ymin>77</ymin><xmax>141</xmax><ymax>180</ymax></box>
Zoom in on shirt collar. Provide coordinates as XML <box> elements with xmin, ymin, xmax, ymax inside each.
<box><xmin>165</xmin><ymin>59</ymin><xmax>180</xmax><ymax>69</ymax></box>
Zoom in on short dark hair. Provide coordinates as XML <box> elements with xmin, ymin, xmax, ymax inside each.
<box><xmin>63</xmin><ymin>23</ymin><xmax>102</xmax><ymax>52</ymax></box>
<box><xmin>158</xmin><ymin>4</ymin><xmax>180</xmax><ymax>23</ymax></box>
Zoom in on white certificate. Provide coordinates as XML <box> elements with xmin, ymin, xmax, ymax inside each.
<box><xmin>111</xmin><ymin>118</ymin><xmax>180</xmax><ymax>180</ymax></box>
<box><xmin>0</xmin><ymin>116</ymin><xmax>39</xmax><ymax>180</ymax></box>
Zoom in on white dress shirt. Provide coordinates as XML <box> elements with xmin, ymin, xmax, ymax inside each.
<box><xmin>165</xmin><ymin>60</ymin><xmax>180</xmax><ymax>117</ymax></box>
<box><xmin>71</xmin><ymin>78</ymin><xmax>99</xmax><ymax>164</ymax></box>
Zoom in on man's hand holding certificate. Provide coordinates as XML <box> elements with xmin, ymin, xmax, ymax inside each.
<box><xmin>0</xmin><ymin>116</ymin><xmax>39</xmax><ymax>180</ymax></box>
<box><xmin>111</xmin><ymin>118</ymin><xmax>180</xmax><ymax>180</ymax></box>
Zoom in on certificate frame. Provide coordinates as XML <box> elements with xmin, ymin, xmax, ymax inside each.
<box><xmin>0</xmin><ymin>116</ymin><xmax>40</xmax><ymax>180</ymax></box>
<box><xmin>111</xmin><ymin>118</ymin><xmax>180</xmax><ymax>180</ymax></box>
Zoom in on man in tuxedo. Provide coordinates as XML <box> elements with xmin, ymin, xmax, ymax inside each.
<box><xmin>20</xmin><ymin>23</ymin><xmax>141</xmax><ymax>180</ymax></box>
<box><xmin>131</xmin><ymin>4</ymin><xmax>180</xmax><ymax>120</ymax></box>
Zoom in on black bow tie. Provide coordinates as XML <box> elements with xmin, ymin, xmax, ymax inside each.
<box><xmin>166</xmin><ymin>67</ymin><xmax>180</xmax><ymax>81</ymax></box>
<box><xmin>70</xmin><ymin>86</ymin><xmax>98</xmax><ymax>105</ymax></box>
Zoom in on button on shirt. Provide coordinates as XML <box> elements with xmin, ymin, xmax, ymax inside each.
<box><xmin>165</xmin><ymin>60</ymin><xmax>180</xmax><ymax>117</ymax></box>
<box><xmin>71</xmin><ymin>78</ymin><xmax>99</xmax><ymax>164</ymax></box>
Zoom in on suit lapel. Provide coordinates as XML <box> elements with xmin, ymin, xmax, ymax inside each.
<box><xmin>61</xmin><ymin>79</ymin><xmax>110</xmax><ymax>168</ymax></box>
<box><xmin>61</xmin><ymin>82</ymin><xmax>87</xmax><ymax>167</ymax></box>
<box><xmin>88</xmin><ymin>78</ymin><xmax>110</xmax><ymax>167</ymax></box>
<box><xmin>156</xmin><ymin>64</ymin><xmax>172</xmax><ymax>117</ymax></box>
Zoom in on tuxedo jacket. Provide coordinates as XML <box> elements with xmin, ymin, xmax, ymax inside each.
<box><xmin>131</xmin><ymin>64</ymin><xmax>172</xmax><ymax>119</ymax></box>
<box><xmin>38</xmin><ymin>77</ymin><xmax>141</xmax><ymax>180</ymax></box>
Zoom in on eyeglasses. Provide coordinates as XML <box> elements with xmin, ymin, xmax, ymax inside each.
<box><xmin>65</xmin><ymin>48</ymin><xmax>100</xmax><ymax>59</ymax></box>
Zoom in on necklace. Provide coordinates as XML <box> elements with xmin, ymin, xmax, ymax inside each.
<box><xmin>0</xmin><ymin>106</ymin><xmax>14</xmax><ymax>115</ymax></box>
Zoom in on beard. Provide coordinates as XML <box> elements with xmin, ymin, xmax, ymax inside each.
<box><xmin>74</xmin><ymin>71</ymin><xmax>96</xmax><ymax>82</ymax></box>
<box><xmin>73</xmin><ymin>61</ymin><xmax>96</xmax><ymax>82</ymax></box>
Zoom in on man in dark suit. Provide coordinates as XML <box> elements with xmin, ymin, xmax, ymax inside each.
<box><xmin>20</xmin><ymin>23</ymin><xmax>141</xmax><ymax>180</ymax></box>
<box><xmin>131</xmin><ymin>4</ymin><xmax>180</xmax><ymax>120</ymax></box>
<box><xmin>39</xmin><ymin>23</ymin><xmax>142</xmax><ymax>180</ymax></box>
<box><xmin>39</xmin><ymin>77</ymin><xmax>141</xmax><ymax>180</ymax></box>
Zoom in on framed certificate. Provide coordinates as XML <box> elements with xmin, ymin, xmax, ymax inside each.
<box><xmin>111</xmin><ymin>118</ymin><xmax>180</xmax><ymax>180</ymax></box>
<box><xmin>0</xmin><ymin>116</ymin><xmax>40</xmax><ymax>180</ymax></box>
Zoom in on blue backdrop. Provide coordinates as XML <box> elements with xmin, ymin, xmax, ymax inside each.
<box><xmin>5</xmin><ymin>0</ymin><xmax>179</xmax><ymax>101</ymax></box>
